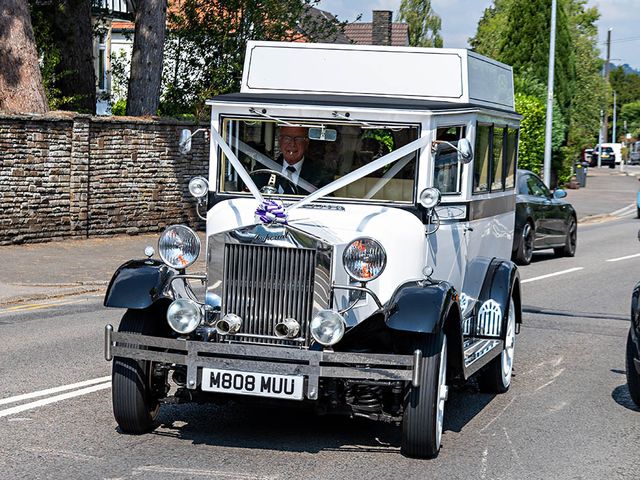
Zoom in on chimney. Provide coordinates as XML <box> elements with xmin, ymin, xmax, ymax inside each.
<box><xmin>372</xmin><ymin>10</ymin><xmax>392</xmax><ymax>46</ymax></box>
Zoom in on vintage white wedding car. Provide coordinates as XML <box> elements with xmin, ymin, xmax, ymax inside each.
<box><xmin>104</xmin><ymin>41</ymin><xmax>522</xmax><ymax>458</ymax></box>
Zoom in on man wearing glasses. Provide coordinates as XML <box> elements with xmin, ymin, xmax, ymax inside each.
<box><xmin>278</xmin><ymin>126</ymin><xmax>332</xmax><ymax>190</ymax></box>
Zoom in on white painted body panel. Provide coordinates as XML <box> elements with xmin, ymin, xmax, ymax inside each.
<box><xmin>241</xmin><ymin>41</ymin><xmax>514</xmax><ymax>110</ymax></box>
<box><xmin>207</xmin><ymin>198</ymin><xmax>426</xmax><ymax>325</ymax></box>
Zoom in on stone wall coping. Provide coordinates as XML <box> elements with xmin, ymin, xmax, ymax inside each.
<box><xmin>0</xmin><ymin>111</ymin><xmax>208</xmax><ymax>127</ymax></box>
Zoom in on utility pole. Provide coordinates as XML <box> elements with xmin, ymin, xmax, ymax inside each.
<box><xmin>613</xmin><ymin>90</ymin><xmax>617</xmax><ymax>142</ymax></box>
<box><xmin>543</xmin><ymin>0</ymin><xmax>557</xmax><ymax>187</ymax></box>
<box><xmin>601</xmin><ymin>28</ymin><xmax>612</xmax><ymax>144</ymax></box>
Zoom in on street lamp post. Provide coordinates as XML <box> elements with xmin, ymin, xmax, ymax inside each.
<box><xmin>543</xmin><ymin>0</ymin><xmax>557</xmax><ymax>187</ymax></box>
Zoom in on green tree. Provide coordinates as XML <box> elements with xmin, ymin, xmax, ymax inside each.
<box><xmin>397</xmin><ymin>0</ymin><xmax>443</xmax><ymax>48</ymax></box>
<box><xmin>160</xmin><ymin>0</ymin><xmax>346</xmax><ymax>118</ymax></box>
<box><xmin>621</xmin><ymin>101</ymin><xmax>640</xmax><ymax>137</ymax></box>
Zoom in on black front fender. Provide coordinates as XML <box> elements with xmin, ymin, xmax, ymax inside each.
<box><xmin>384</xmin><ymin>280</ymin><xmax>458</xmax><ymax>334</ymax></box>
<box><xmin>103</xmin><ymin>259</ymin><xmax>178</xmax><ymax>309</ymax></box>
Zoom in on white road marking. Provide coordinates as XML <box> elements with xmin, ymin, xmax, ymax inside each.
<box><xmin>210</xmin><ymin>280</ymin><xmax>222</xmax><ymax>289</ymax></box>
<box><xmin>0</xmin><ymin>376</ymin><xmax>111</xmax><ymax>406</ymax></box>
<box><xmin>480</xmin><ymin>447</ymin><xmax>488</xmax><ymax>479</ymax></box>
<box><xmin>0</xmin><ymin>382</ymin><xmax>110</xmax><ymax>418</ymax></box>
<box><xmin>611</xmin><ymin>203</ymin><xmax>635</xmax><ymax>216</ymax></box>
<box><xmin>606</xmin><ymin>252</ymin><xmax>640</xmax><ymax>263</ymax></box>
<box><xmin>521</xmin><ymin>267</ymin><xmax>584</xmax><ymax>284</ymax></box>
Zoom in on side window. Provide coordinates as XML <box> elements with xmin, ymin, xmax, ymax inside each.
<box><xmin>526</xmin><ymin>176</ymin><xmax>550</xmax><ymax>198</ymax></box>
<box><xmin>491</xmin><ymin>127</ymin><xmax>505</xmax><ymax>191</ymax></box>
<box><xmin>434</xmin><ymin>126</ymin><xmax>466</xmax><ymax>194</ymax></box>
<box><xmin>505</xmin><ymin>128</ymin><xmax>518</xmax><ymax>189</ymax></box>
<box><xmin>473</xmin><ymin>124</ymin><xmax>491</xmax><ymax>193</ymax></box>
<box><xmin>517</xmin><ymin>173</ymin><xmax>529</xmax><ymax>195</ymax></box>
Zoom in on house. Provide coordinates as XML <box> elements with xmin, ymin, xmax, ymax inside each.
<box><xmin>343</xmin><ymin>11</ymin><xmax>409</xmax><ymax>47</ymax></box>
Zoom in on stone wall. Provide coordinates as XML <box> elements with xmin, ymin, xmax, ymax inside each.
<box><xmin>0</xmin><ymin>113</ymin><xmax>208</xmax><ymax>245</ymax></box>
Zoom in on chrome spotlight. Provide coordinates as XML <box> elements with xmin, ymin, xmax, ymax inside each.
<box><xmin>215</xmin><ymin>313</ymin><xmax>242</xmax><ymax>335</ymax></box>
<box><xmin>274</xmin><ymin>318</ymin><xmax>300</xmax><ymax>339</ymax></box>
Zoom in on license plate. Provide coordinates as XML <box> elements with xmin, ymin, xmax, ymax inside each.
<box><xmin>201</xmin><ymin>368</ymin><xmax>304</xmax><ymax>400</ymax></box>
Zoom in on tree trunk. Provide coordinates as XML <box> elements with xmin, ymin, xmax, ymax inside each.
<box><xmin>0</xmin><ymin>0</ymin><xmax>49</xmax><ymax>114</ymax></box>
<box><xmin>126</xmin><ymin>0</ymin><xmax>167</xmax><ymax>116</ymax></box>
<box><xmin>52</xmin><ymin>0</ymin><xmax>96</xmax><ymax>114</ymax></box>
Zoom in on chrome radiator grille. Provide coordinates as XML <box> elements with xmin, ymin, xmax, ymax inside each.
<box><xmin>222</xmin><ymin>243</ymin><xmax>316</xmax><ymax>342</ymax></box>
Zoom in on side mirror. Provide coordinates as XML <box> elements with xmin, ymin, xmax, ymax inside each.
<box><xmin>179</xmin><ymin>129</ymin><xmax>192</xmax><ymax>154</ymax></box>
<box><xmin>457</xmin><ymin>139</ymin><xmax>473</xmax><ymax>164</ymax></box>
<box><xmin>553</xmin><ymin>189</ymin><xmax>567</xmax><ymax>199</ymax></box>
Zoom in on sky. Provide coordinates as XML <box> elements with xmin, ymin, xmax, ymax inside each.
<box><xmin>317</xmin><ymin>0</ymin><xmax>640</xmax><ymax>70</ymax></box>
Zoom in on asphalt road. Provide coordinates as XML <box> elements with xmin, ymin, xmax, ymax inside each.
<box><xmin>1</xmin><ymin>219</ymin><xmax>640</xmax><ymax>479</ymax></box>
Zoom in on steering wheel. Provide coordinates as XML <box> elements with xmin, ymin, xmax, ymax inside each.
<box><xmin>249</xmin><ymin>169</ymin><xmax>298</xmax><ymax>195</ymax></box>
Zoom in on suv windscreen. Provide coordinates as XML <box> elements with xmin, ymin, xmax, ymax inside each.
<box><xmin>218</xmin><ymin>118</ymin><xmax>419</xmax><ymax>202</ymax></box>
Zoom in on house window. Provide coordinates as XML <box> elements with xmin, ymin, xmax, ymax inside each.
<box><xmin>98</xmin><ymin>34</ymin><xmax>107</xmax><ymax>91</ymax></box>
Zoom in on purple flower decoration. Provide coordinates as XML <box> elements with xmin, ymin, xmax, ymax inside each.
<box><xmin>255</xmin><ymin>199</ymin><xmax>288</xmax><ymax>225</ymax></box>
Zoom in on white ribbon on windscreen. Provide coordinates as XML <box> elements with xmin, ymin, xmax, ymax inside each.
<box><xmin>210</xmin><ymin>128</ymin><xmax>432</xmax><ymax>211</ymax></box>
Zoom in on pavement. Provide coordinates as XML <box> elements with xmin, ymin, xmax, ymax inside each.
<box><xmin>0</xmin><ymin>166</ymin><xmax>637</xmax><ymax>307</ymax></box>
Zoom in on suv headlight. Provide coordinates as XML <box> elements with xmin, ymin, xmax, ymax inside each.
<box><xmin>342</xmin><ymin>237</ymin><xmax>386</xmax><ymax>282</ymax></box>
<box><xmin>158</xmin><ymin>225</ymin><xmax>200</xmax><ymax>269</ymax></box>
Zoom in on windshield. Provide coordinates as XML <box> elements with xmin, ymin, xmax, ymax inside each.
<box><xmin>218</xmin><ymin>118</ymin><xmax>420</xmax><ymax>202</ymax></box>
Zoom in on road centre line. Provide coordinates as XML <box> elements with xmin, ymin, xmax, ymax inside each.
<box><xmin>0</xmin><ymin>299</ymin><xmax>84</xmax><ymax>314</ymax></box>
<box><xmin>521</xmin><ymin>267</ymin><xmax>584</xmax><ymax>284</ymax></box>
<box><xmin>0</xmin><ymin>376</ymin><xmax>111</xmax><ymax>407</ymax></box>
<box><xmin>0</xmin><ymin>382</ymin><xmax>111</xmax><ymax>418</ymax></box>
<box><xmin>606</xmin><ymin>252</ymin><xmax>640</xmax><ymax>262</ymax></box>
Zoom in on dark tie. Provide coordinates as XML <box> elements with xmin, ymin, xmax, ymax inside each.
<box><xmin>286</xmin><ymin>166</ymin><xmax>296</xmax><ymax>174</ymax></box>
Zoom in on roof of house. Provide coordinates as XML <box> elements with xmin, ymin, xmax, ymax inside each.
<box><xmin>112</xmin><ymin>21</ymin><xmax>134</xmax><ymax>31</ymax></box>
<box><xmin>343</xmin><ymin>23</ymin><xmax>409</xmax><ymax>46</ymax></box>
<box><xmin>296</xmin><ymin>6</ymin><xmax>351</xmax><ymax>44</ymax></box>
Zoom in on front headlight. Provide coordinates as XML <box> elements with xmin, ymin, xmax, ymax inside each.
<box><xmin>158</xmin><ymin>225</ymin><xmax>200</xmax><ymax>269</ymax></box>
<box><xmin>167</xmin><ymin>298</ymin><xmax>202</xmax><ymax>334</ymax></box>
<box><xmin>342</xmin><ymin>237</ymin><xmax>387</xmax><ymax>282</ymax></box>
<box><xmin>310</xmin><ymin>309</ymin><xmax>345</xmax><ymax>346</ymax></box>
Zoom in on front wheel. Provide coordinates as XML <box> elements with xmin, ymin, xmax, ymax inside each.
<box><xmin>112</xmin><ymin>308</ymin><xmax>165</xmax><ymax>434</ymax></box>
<box><xmin>626</xmin><ymin>330</ymin><xmax>640</xmax><ymax>406</ymax></box>
<box><xmin>478</xmin><ymin>296</ymin><xmax>517</xmax><ymax>394</ymax></box>
<box><xmin>401</xmin><ymin>334</ymin><xmax>448</xmax><ymax>458</ymax></box>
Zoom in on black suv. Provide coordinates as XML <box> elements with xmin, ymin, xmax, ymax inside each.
<box><xmin>590</xmin><ymin>146</ymin><xmax>615</xmax><ymax>168</ymax></box>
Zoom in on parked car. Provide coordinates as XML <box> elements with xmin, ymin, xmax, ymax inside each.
<box><xmin>590</xmin><ymin>146</ymin><xmax>616</xmax><ymax>168</ymax></box>
<box><xmin>512</xmin><ymin>169</ymin><xmax>577</xmax><ymax>265</ymax></box>
<box><xmin>628</xmin><ymin>274</ymin><xmax>640</xmax><ymax>406</ymax></box>
<box><xmin>104</xmin><ymin>41</ymin><xmax>523</xmax><ymax>459</ymax></box>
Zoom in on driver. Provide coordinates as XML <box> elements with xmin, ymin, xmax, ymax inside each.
<box><xmin>277</xmin><ymin>126</ymin><xmax>332</xmax><ymax>189</ymax></box>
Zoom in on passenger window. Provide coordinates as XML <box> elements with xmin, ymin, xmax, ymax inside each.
<box><xmin>491</xmin><ymin>127</ymin><xmax>505</xmax><ymax>191</ymax></box>
<box><xmin>473</xmin><ymin>124</ymin><xmax>491</xmax><ymax>193</ymax></box>
<box><xmin>505</xmin><ymin>128</ymin><xmax>518</xmax><ymax>189</ymax></box>
<box><xmin>434</xmin><ymin>126</ymin><xmax>466</xmax><ymax>194</ymax></box>
<box><xmin>526</xmin><ymin>176</ymin><xmax>550</xmax><ymax>198</ymax></box>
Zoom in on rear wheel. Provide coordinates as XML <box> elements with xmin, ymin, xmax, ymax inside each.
<box><xmin>112</xmin><ymin>308</ymin><xmax>166</xmax><ymax>434</ymax></box>
<box><xmin>554</xmin><ymin>217</ymin><xmax>577</xmax><ymax>257</ymax></box>
<box><xmin>401</xmin><ymin>334</ymin><xmax>448</xmax><ymax>458</ymax></box>
<box><xmin>514</xmin><ymin>221</ymin><xmax>534</xmax><ymax>265</ymax></box>
<box><xmin>478</xmin><ymin>296</ymin><xmax>517</xmax><ymax>394</ymax></box>
<box><xmin>626</xmin><ymin>330</ymin><xmax>640</xmax><ymax>406</ymax></box>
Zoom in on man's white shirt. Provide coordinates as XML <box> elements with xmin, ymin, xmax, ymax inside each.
<box><xmin>281</xmin><ymin>158</ymin><xmax>304</xmax><ymax>185</ymax></box>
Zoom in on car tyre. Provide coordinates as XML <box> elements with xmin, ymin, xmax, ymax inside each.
<box><xmin>401</xmin><ymin>333</ymin><xmax>448</xmax><ymax>458</ymax></box>
<box><xmin>514</xmin><ymin>221</ymin><xmax>534</xmax><ymax>265</ymax></box>
<box><xmin>554</xmin><ymin>217</ymin><xmax>577</xmax><ymax>257</ymax></box>
<box><xmin>478</xmin><ymin>296</ymin><xmax>517</xmax><ymax>394</ymax></box>
<box><xmin>112</xmin><ymin>308</ymin><xmax>164</xmax><ymax>434</ymax></box>
<box><xmin>626</xmin><ymin>330</ymin><xmax>640</xmax><ymax>406</ymax></box>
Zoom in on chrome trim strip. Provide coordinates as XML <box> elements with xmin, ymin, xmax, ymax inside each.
<box><xmin>412</xmin><ymin>349</ymin><xmax>422</xmax><ymax>387</ymax></box>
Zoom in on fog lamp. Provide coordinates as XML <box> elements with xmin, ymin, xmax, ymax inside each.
<box><xmin>167</xmin><ymin>298</ymin><xmax>202</xmax><ymax>334</ymax></box>
<box><xmin>310</xmin><ymin>310</ymin><xmax>345</xmax><ymax>346</ymax></box>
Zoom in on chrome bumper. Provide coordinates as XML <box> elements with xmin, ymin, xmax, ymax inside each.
<box><xmin>105</xmin><ymin>324</ymin><xmax>418</xmax><ymax>400</ymax></box>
